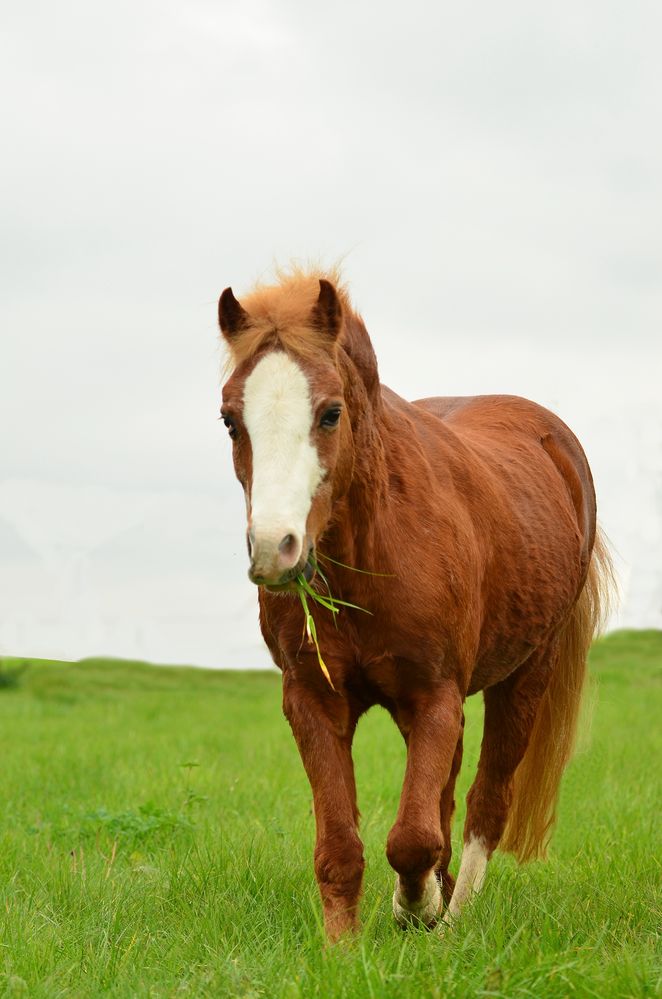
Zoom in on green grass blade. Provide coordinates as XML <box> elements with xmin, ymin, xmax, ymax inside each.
<box><xmin>298</xmin><ymin>572</ymin><xmax>372</xmax><ymax>615</ymax></box>
<box><xmin>316</xmin><ymin>550</ymin><xmax>396</xmax><ymax>577</ymax></box>
<box><xmin>296</xmin><ymin>585</ymin><xmax>336</xmax><ymax>690</ymax></box>
<box><xmin>296</xmin><ymin>575</ymin><xmax>340</xmax><ymax>614</ymax></box>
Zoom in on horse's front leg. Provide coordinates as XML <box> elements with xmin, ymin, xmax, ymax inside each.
<box><xmin>282</xmin><ymin>671</ymin><xmax>364</xmax><ymax>942</ymax></box>
<box><xmin>387</xmin><ymin>679</ymin><xmax>464</xmax><ymax>927</ymax></box>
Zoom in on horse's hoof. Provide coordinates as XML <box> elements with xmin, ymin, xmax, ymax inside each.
<box><xmin>392</xmin><ymin>872</ymin><xmax>442</xmax><ymax>929</ymax></box>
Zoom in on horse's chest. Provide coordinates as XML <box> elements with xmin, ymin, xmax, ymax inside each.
<box><xmin>354</xmin><ymin>656</ymin><xmax>400</xmax><ymax>703</ymax></box>
<box><xmin>349</xmin><ymin>651</ymin><xmax>452</xmax><ymax>711</ymax></box>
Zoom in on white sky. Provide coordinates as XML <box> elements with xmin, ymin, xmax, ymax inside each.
<box><xmin>1</xmin><ymin>0</ymin><xmax>660</xmax><ymax>667</ymax></box>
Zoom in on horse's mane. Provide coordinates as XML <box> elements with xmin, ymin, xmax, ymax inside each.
<box><xmin>222</xmin><ymin>265</ymin><xmax>353</xmax><ymax>374</ymax></box>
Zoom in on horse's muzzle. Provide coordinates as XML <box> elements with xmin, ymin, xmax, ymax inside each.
<box><xmin>248</xmin><ymin>535</ymin><xmax>314</xmax><ymax>589</ymax></box>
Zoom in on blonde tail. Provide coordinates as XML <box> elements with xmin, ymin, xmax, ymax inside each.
<box><xmin>500</xmin><ymin>528</ymin><xmax>616</xmax><ymax>862</ymax></box>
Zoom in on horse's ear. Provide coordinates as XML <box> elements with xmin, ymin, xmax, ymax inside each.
<box><xmin>219</xmin><ymin>287</ymin><xmax>250</xmax><ymax>341</ymax></box>
<box><xmin>311</xmin><ymin>279</ymin><xmax>343</xmax><ymax>341</ymax></box>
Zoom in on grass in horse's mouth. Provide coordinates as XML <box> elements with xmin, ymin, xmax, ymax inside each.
<box><xmin>294</xmin><ymin>553</ymin><xmax>377</xmax><ymax>691</ymax></box>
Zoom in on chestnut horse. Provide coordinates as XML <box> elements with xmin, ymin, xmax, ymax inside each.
<box><xmin>218</xmin><ymin>269</ymin><xmax>611</xmax><ymax>940</ymax></box>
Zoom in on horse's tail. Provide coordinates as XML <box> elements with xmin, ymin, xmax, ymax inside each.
<box><xmin>500</xmin><ymin>527</ymin><xmax>616</xmax><ymax>863</ymax></box>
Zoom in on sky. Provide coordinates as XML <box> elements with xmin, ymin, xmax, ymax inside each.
<box><xmin>1</xmin><ymin>0</ymin><xmax>660</xmax><ymax>668</ymax></box>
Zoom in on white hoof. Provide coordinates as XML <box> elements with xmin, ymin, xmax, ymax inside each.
<box><xmin>392</xmin><ymin>870</ymin><xmax>442</xmax><ymax>927</ymax></box>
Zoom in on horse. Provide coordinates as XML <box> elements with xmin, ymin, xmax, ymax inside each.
<box><xmin>218</xmin><ymin>267</ymin><xmax>612</xmax><ymax>941</ymax></box>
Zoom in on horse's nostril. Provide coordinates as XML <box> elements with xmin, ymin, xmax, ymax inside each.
<box><xmin>278</xmin><ymin>533</ymin><xmax>297</xmax><ymax>558</ymax></box>
<box><xmin>247</xmin><ymin>529</ymin><xmax>255</xmax><ymax>558</ymax></box>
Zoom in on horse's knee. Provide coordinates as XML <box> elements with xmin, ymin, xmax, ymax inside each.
<box><xmin>386</xmin><ymin>820</ymin><xmax>443</xmax><ymax>878</ymax></box>
<box><xmin>314</xmin><ymin>833</ymin><xmax>365</xmax><ymax>899</ymax></box>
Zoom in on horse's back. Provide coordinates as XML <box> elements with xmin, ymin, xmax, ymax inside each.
<box><xmin>379</xmin><ymin>389</ymin><xmax>596</xmax><ymax>554</ymax></box>
<box><xmin>412</xmin><ymin>392</ymin><xmax>596</xmax><ymax>553</ymax></box>
<box><xmin>414</xmin><ymin>392</ymin><xmax>578</xmax><ymax>449</ymax></box>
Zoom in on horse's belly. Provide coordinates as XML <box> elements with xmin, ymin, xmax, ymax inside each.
<box><xmin>467</xmin><ymin>539</ymin><xmax>585</xmax><ymax>693</ymax></box>
<box><xmin>467</xmin><ymin>642</ymin><xmax>537</xmax><ymax>694</ymax></box>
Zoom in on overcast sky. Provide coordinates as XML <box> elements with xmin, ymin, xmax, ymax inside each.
<box><xmin>1</xmin><ymin>0</ymin><xmax>660</xmax><ymax>667</ymax></box>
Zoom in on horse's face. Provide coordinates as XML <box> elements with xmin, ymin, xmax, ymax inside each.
<box><xmin>220</xmin><ymin>281</ymin><xmax>352</xmax><ymax>588</ymax></box>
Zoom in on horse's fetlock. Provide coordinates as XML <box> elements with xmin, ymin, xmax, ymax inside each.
<box><xmin>315</xmin><ymin>837</ymin><xmax>364</xmax><ymax>891</ymax></box>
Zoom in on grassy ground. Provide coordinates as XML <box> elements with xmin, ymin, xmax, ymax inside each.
<box><xmin>0</xmin><ymin>631</ymin><xmax>660</xmax><ymax>998</ymax></box>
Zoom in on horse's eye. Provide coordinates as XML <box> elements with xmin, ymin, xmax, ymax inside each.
<box><xmin>320</xmin><ymin>406</ymin><xmax>342</xmax><ymax>429</ymax></box>
<box><xmin>222</xmin><ymin>415</ymin><xmax>238</xmax><ymax>439</ymax></box>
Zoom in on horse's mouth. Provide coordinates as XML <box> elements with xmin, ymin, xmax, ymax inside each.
<box><xmin>261</xmin><ymin>548</ymin><xmax>315</xmax><ymax>592</ymax></box>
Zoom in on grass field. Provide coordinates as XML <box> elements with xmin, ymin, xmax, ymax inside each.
<box><xmin>0</xmin><ymin>631</ymin><xmax>660</xmax><ymax>998</ymax></box>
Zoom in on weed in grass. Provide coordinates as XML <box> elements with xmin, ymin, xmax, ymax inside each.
<box><xmin>79</xmin><ymin>803</ymin><xmax>194</xmax><ymax>841</ymax></box>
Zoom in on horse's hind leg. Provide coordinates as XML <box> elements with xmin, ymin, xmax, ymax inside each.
<box><xmin>436</xmin><ymin>714</ymin><xmax>464</xmax><ymax>906</ymax></box>
<box><xmin>446</xmin><ymin>645</ymin><xmax>556</xmax><ymax>922</ymax></box>
<box><xmin>387</xmin><ymin>679</ymin><xmax>463</xmax><ymax>927</ymax></box>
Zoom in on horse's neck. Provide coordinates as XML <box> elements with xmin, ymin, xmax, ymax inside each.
<box><xmin>342</xmin><ymin>313</ymin><xmax>380</xmax><ymax>401</ymax></box>
<box><xmin>328</xmin><ymin>320</ymin><xmax>400</xmax><ymax>566</ymax></box>
<box><xmin>329</xmin><ymin>385</ymin><xmax>461</xmax><ymax>577</ymax></box>
<box><xmin>328</xmin><ymin>384</ymin><xmax>394</xmax><ymax>573</ymax></box>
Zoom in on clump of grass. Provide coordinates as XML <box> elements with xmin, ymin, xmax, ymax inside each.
<box><xmin>80</xmin><ymin>803</ymin><xmax>194</xmax><ymax>842</ymax></box>
<box><xmin>0</xmin><ymin>659</ymin><xmax>29</xmax><ymax>690</ymax></box>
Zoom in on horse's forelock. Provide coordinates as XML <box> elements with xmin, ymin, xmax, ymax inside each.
<box><xmin>221</xmin><ymin>267</ymin><xmax>350</xmax><ymax>377</ymax></box>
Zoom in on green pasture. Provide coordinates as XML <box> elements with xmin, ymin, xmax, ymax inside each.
<box><xmin>0</xmin><ymin>631</ymin><xmax>660</xmax><ymax>997</ymax></box>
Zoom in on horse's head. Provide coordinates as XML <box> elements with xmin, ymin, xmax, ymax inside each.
<box><xmin>219</xmin><ymin>276</ymin><xmax>355</xmax><ymax>589</ymax></box>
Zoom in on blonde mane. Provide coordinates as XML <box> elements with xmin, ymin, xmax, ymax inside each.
<box><xmin>222</xmin><ymin>265</ymin><xmax>351</xmax><ymax>373</ymax></box>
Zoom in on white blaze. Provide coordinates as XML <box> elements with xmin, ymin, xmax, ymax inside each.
<box><xmin>242</xmin><ymin>352</ymin><xmax>322</xmax><ymax>544</ymax></box>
